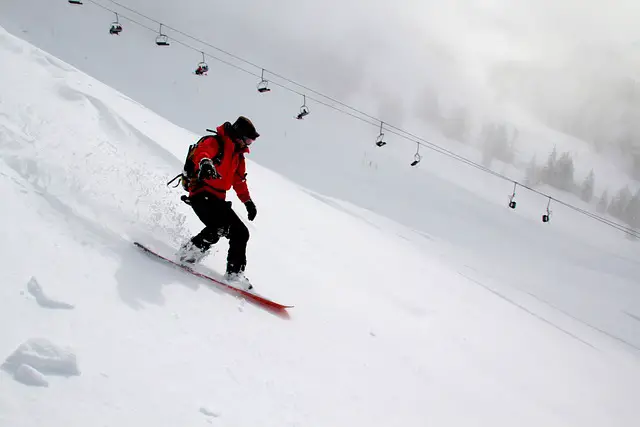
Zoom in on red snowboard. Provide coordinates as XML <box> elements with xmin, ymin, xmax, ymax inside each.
<box><xmin>134</xmin><ymin>242</ymin><xmax>293</xmax><ymax>314</ymax></box>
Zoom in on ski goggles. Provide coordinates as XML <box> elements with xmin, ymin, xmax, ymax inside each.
<box><xmin>242</xmin><ymin>136</ymin><xmax>255</xmax><ymax>146</ymax></box>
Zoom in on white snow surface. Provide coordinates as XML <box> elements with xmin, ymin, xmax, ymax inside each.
<box><xmin>3</xmin><ymin>338</ymin><xmax>80</xmax><ymax>378</ymax></box>
<box><xmin>13</xmin><ymin>363</ymin><xmax>50</xmax><ymax>388</ymax></box>
<box><xmin>27</xmin><ymin>277</ymin><xmax>75</xmax><ymax>310</ymax></box>
<box><xmin>0</xmin><ymin>24</ymin><xmax>640</xmax><ymax>427</ymax></box>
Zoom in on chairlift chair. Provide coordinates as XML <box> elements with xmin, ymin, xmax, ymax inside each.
<box><xmin>109</xmin><ymin>13</ymin><xmax>122</xmax><ymax>35</ymax></box>
<box><xmin>375</xmin><ymin>121</ymin><xmax>386</xmax><ymax>147</ymax></box>
<box><xmin>410</xmin><ymin>143</ymin><xmax>422</xmax><ymax>166</ymax></box>
<box><xmin>296</xmin><ymin>105</ymin><xmax>310</xmax><ymax>120</ymax></box>
<box><xmin>110</xmin><ymin>23</ymin><xmax>123</xmax><ymax>35</ymax></box>
<box><xmin>195</xmin><ymin>62</ymin><xmax>209</xmax><ymax>76</ymax></box>
<box><xmin>257</xmin><ymin>69</ymin><xmax>271</xmax><ymax>93</ymax></box>
<box><xmin>296</xmin><ymin>95</ymin><xmax>310</xmax><ymax>119</ymax></box>
<box><xmin>508</xmin><ymin>182</ymin><xmax>517</xmax><ymax>209</ymax></box>
<box><xmin>542</xmin><ymin>198</ymin><xmax>552</xmax><ymax>222</ymax></box>
<box><xmin>156</xmin><ymin>34</ymin><xmax>170</xmax><ymax>46</ymax></box>
<box><xmin>194</xmin><ymin>52</ymin><xmax>208</xmax><ymax>75</ymax></box>
<box><xmin>257</xmin><ymin>80</ymin><xmax>271</xmax><ymax>93</ymax></box>
<box><xmin>155</xmin><ymin>24</ymin><xmax>170</xmax><ymax>46</ymax></box>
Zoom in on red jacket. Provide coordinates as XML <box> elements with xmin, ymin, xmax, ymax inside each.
<box><xmin>189</xmin><ymin>124</ymin><xmax>251</xmax><ymax>203</ymax></box>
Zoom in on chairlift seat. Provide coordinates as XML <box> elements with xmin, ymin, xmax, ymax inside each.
<box><xmin>195</xmin><ymin>62</ymin><xmax>209</xmax><ymax>75</ymax></box>
<box><xmin>257</xmin><ymin>80</ymin><xmax>271</xmax><ymax>93</ymax></box>
<box><xmin>156</xmin><ymin>35</ymin><xmax>170</xmax><ymax>46</ymax></box>
<box><xmin>110</xmin><ymin>23</ymin><xmax>122</xmax><ymax>35</ymax></box>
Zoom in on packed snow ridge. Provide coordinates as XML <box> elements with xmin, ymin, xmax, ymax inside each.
<box><xmin>27</xmin><ymin>277</ymin><xmax>74</xmax><ymax>310</ymax></box>
<box><xmin>2</xmin><ymin>338</ymin><xmax>80</xmax><ymax>387</ymax></box>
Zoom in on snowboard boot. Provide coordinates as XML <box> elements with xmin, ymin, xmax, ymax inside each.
<box><xmin>177</xmin><ymin>240</ymin><xmax>208</xmax><ymax>264</ymax></box>
<box><xmin>223</xmin><ymin>272</ymin><xmax>253</xmax><ymax>291</ymax></box>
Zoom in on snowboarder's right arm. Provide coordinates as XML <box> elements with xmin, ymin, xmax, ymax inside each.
<box><xmin>198</xmin><ymin>158</ymin><xmax>221</xmax><ymax>180</ymax></box>
<box><xmin>192</xmin><ymin>136</ymin><xmax>221</xmax><ymax>179</ymax></box>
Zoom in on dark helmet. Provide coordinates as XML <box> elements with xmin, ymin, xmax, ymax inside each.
<box><xmin>232</xmin><ymin>116</ymin><xmax>260</xmax><ymax>140</ymax></box>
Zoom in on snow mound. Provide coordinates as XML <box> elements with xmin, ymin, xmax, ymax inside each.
<box><xmin>2</xmin><ymin>338</ymin><xmax>80</xmax><ymax>379</ymax></box>
<box><xmin>199</xmin><ymin>406</ymin><xmax>220</xmax><ymax>418</ymax></box>
<box><xmin>14</xmin><ymin>363</ymin><xmax>49</xmax><ymax>387</ymax></box>
<box><xmin>27</xmin><ymin>277</ymin><xmax>74</xmax><ymax>309</ymax></box>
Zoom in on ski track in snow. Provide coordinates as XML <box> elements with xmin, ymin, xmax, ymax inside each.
<box><xmin>525</xmin><ymin>291</ymin><xmax>640</xmax><ymax>353</ymax></box>
<box><xmin>459</xmin><ymin>272</ymin><xmax>597</xmax><ymax>350</ymax></box>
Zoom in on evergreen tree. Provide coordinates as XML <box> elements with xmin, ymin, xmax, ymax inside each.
<box><xmin>624</xmin><ymin>189</ymin><xmax>640</xmax><ymax>228</ymax></box>
<box><xmin>608</xmin><ymin>186</ymin><xmax>632</xmax><ymax>220</ymax></box>
<box><xmin>480</xmin><ymin>122</ymin><xmax>517</xmax><ymax>167</ymax></box>
<box><xmin>555</xmin><ymin>152</ymin><xmax>575</xmax><ymax>192</ymax></box>
<box><xmin>525</xmin><ymin>155</ymin><xmax>539</xmax><ymax>186</ymax></box>
<box><xmin>441</xmin><ymin>106</ymin><xmax>469</xmax><ymax>143</ymax></box>
<box><xmin>547</xmin><ymin>146</ymin><xmax>558</xmax><ymax>169</ymax></box>
<box><xmin>541</xmin><ymin>146</ymin><xmax>558</xmax><ymax>184</ymax></box>
<box><xmin>480</xmin><ymin>123</ymin><xmax>495</xmax><ymax>168</ymax></box>
<box><xmin>580</xmin><ymin>170</ymin><xmax>595</xmax><ymax>203</ymax></box>
<box><xmin>596</xmin><ymin>189</ymin><xmax>609</xmax><ymax>213</ymax></box>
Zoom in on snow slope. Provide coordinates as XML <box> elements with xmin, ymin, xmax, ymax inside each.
<box><xmin>1</xmin><ymin>24</ymin><xmax>640</xmax><ymax>427</ymax></box>
<box><xmin>3</xmin><ymin>0</ymin><xmax>640</xmax><ymax>349</ymax></box>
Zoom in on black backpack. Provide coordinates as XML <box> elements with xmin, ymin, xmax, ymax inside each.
<box><xmin>167</xmin><ymin>129</ymin><xmax>225</xmax><ymax>192</ymax></box>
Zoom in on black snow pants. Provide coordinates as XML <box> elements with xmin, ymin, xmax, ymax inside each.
<box><xmin>188</xmin><ymin>193</ymin><xmax>249</xmax><ymax>274</ymax></box>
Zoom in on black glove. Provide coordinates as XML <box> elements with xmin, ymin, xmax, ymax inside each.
<box><xmin>245</xmin><ymin>200</ymin><xmax>257</xmax><ymax>221</ymax></box>
<box><xmin>198</xmin><ymin>158</ymin><xmax>220</xmax><ymax>181</ymax></box>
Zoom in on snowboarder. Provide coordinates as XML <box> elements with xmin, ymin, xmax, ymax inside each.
<box><xmin>177</xmin><ymin>116</ymin><xmax>260</xmax><ymax>290</ymax></box>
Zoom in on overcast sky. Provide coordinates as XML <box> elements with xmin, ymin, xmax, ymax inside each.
<box><xmin>176</xmin><ymin>0</ymin><xmax>640</xmax><ymax>129</ymax></box>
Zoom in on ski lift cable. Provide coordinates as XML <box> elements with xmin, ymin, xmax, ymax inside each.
<box><xmin>515</xmin><ymin>181</ymin><xmax>640</xmax><ymax>237</ymax></box>
<box><xmin>81</xmin><ymin>0</ymin><xmax>640</xmax><ymax>239</ymax></box>
<box><xmin>84</xmin><ymin>1</ymin><xmax>382</xmax><ymax>124</ymax></box>
<box><xmin>99</xmin><ymin>0</ymin><xmax>264</xmax><ymax>69</ymax></box>
<box><xmin>87</xmin><ymin>1</ymin><xmax>519</xmax><ymax>167</ymax></box>
<box><xmin>79</xmin><ymin>2</ymin><xmax>614</xmax><ymax>191</ymax></box>
<box><xmin>85</xmin><ymin>1</ymin><xmax>265</xmax><ymax>77</ymax></box>
<box><xmin>97</xmin><ymin>0</ymin><xmax>396</xmax><ymax>125</ymax></box>
<box><xmin>86</xmin><ymin>4</ymin><xmax>387</xmax><ymax>124</ymax></box>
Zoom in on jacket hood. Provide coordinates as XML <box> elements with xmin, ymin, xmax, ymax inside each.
<box><xmin>217</xmin><ymin>123</ymin><xmax>250</xmax><ymax>154</ymax></box>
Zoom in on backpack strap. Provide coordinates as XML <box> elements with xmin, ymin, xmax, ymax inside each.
<box><xmin>194</xmin><ymin>131</ymin><xmax>225</xmax><ymax>165</ymax></box>
<box><xmin>166</xmin><ymin>173</ymin><xmax>182</xmax><ymax>187</ymax></box>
